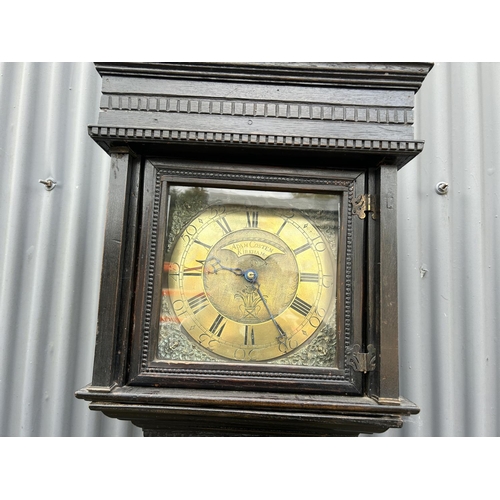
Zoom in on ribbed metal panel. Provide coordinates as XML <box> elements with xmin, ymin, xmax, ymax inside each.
<box><xmin>0</xmin><ymin>62</ymin><xmax>140</xmax><ymax>436</ymax></box>
<box><xmin>387</xmin><ymin>62</ymin><xmax>500</xmax><ymax>436</ymax></box>
<box><xmin>1</xmin><ymin>62</ymin><xmax>498</xmax><ymax>436</ymax></box>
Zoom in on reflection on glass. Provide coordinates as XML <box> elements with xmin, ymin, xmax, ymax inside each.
<box><xmin>158</xmin><ymin>186</ymin><xmax>340</xmax><ymax>367</ymax></box>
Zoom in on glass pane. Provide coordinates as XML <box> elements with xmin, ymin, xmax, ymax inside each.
<box><xmin>157</xmin><ymin>185</ymin><xmax>340</xmax><ymax>367</ymax></box>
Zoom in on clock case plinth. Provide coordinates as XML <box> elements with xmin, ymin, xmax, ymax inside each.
<box><xmin>76</xmin><ymin>62</ymin><xmax>432</xmax><ymax>436</ymax></box>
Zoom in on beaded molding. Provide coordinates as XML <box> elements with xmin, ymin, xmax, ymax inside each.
<box><xmin>138</xmin><ymin>167</ymin><xmax>356</xmax><ymax>383</ymax></box>
<box><xmin>89</xmin><ymin>126</ymin><xmax>424</xmax><ymax>153</ymax></box>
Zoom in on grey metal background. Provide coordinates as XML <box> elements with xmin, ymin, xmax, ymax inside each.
<box><xmin>0</xmin><ymin>62</ymin><xmax>498</xmax><ymax>437</ymax></box>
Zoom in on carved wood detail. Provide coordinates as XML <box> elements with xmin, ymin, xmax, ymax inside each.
<box><xmin>88</xmin><ymin>126</ymin><xmax>424</xmax><ymax>152</ymax></box>
<box><xmin>100</xmin><ymin>95</ymin><xmax>414</xmax><ymax>125</ymax></box>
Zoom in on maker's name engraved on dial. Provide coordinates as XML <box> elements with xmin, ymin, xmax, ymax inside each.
<box><xmin>221</xmin><ymin>239</ymin><xmax>285</xmax><ymax>259</ymax></box>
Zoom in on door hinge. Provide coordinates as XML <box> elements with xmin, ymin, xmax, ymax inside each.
<box><xmin>353</xmin><ymin>194</ymin><xmax>377</xmax><ymax>220</ymax></box>
<box><xmin>347</xmin><ymin>344</ymin><xmax>376</xmax><ymax>373</ymax></box>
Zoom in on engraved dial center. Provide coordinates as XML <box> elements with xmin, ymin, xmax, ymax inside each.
<box><xmin>203</xmin><ymin>229</ymin><xmax>299</xmax><ymax>325</ymax></box>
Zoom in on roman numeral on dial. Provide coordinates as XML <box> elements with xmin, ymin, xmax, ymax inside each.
<box><xmin>209</xmin><ymin>314</ymin><xmax>227</xmax><ymax>337</ymax></box>
<box><xmin>290</xmin><ymin>296</ymin><xmax>312</xmax><ymax>317</ymax></box>
<box><xmin>194</xmin><ymin>239</ymin><xmax>211</xmax><ymax>250</ymax></box>
<box><xmin>293</xmin><ymin>243</ymin><xmax>311</xmax><ymax>255</ymax></box>
<box><xmin>183</xmin><ymin>265</ymin><xmax>203</xmax><ymax>276</ymax></box>
<box><xmin>276</xmin><ymin>219</ymin><xmax>288</xmax><ymax>235</ymax></box>
<box><xmin>244</xmin><ymin>325</ymin><xmax>255</xmax><ymax>345</ymax></box>
<box><xmin>246</xmin><ymin>211</ymin><xmax>259</xmax><ymax>228</ymax></box>
<box><xmin>187</xmin><ymin>292</ymin><xmax>209</xmax><ymax>315</ymax></box>
<box><xmin>300</xmin><ymin>273</ymin><xmax>319</xmax><ymax>283</ymax></box>
<box><xmin>216</xmin><ymin>217</ymin><xmax>232</xmax><ymax>234</ymax></box>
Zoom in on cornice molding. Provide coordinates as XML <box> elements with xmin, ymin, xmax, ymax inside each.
<box><xmin>95</xmin><ymin>62</ymin><xmax>433</xmax><ymax>92</ymax></box>
<box><xmin>89</xmin><ymin>125</ymin><xmax>424</xmax><ymax>153</ymax></box>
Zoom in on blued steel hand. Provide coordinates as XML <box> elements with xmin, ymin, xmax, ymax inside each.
<box><xmin>253</xmin><ymin>282</ymin><xmax>288</xmax><ymax>348</ymax></box>
<box><xmin>206</xmin><ymin>257</ymin><xmax>243</xmax><ymax>277</ymax></box>
<box><xmin>207</xmin><ymin>257</ymin><xmax>288</xmax><ymax>348</ymax></box>
<box><xmin>207</xmin><ymin>258</ymin><xmax>260</xmax><ymax>284</ymax></box>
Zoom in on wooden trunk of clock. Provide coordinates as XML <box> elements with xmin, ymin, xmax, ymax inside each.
<box><xmin>76</xmin><ymin>63</ymin><xmax>432</xmax><ymax>436</ymax></box>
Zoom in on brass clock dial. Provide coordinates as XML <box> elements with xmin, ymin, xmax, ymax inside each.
<box><xmin>161</xmin><ymin>189</ymin><xmax>338</xmax><ymax>363</ymax></box>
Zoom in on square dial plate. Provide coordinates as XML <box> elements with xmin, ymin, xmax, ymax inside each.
<box><xmin>158</xmin><ymin>185</ymin><xmax>340</xmax><ymax>367</ymax></box>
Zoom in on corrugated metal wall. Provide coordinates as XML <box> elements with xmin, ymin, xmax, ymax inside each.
<box><xmin>0</xmin><ymin>62</ymin><xmax>141</xmax><ymax>436</ymax></box>
<box><xmin>391</xmin><ymin>62</ymin><xmax>500</xmax><ymax>436</ymax></box>
<box><xmin>1</xmin><ymin>62</ymin><xmax>498</xmax><ymax>436</ymax></box>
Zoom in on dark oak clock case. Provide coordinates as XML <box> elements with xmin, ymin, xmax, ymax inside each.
<box><xmin>76</xmin><ymin>63</ymin><xmax>433</xmax><ymax>436</ymax></box>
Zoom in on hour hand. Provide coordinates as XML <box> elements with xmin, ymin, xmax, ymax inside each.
<box><xmin>206</xmin><ymin>257</ymin><xmax>243</xmax><ymax>277</ymax></box>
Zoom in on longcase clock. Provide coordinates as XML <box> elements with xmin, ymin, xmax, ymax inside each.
<box><xmin>76</xmin><ymin>62</ymin><xmax>433</xmax><ymax>436</ymax></box>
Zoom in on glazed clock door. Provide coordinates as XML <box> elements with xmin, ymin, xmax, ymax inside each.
<box><xmin>129</xmin><ymin>159</ymin><xmax>366</xmax><ymax>394</ymax></box>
